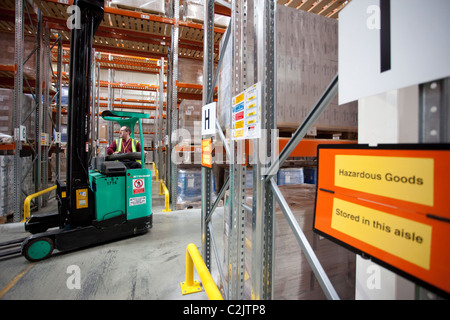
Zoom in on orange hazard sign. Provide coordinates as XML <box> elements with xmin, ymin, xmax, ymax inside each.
<box><xmin>313</xmin><ymin>144</ymin><xmax>450</xmax><ymax>297</ymax></box>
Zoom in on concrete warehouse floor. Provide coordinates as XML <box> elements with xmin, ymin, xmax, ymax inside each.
<box><xmin>0</xmin><ymin>179</ymin><xmax>224</xmax><ymax>300</ymax></box>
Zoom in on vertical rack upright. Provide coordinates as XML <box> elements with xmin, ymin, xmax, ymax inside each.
<box><xmin>11</xmin><ymin>0</ymin><xmax>55</xmax><ymax>221</ymax></box>
<box><xmin>12</xmin><ymin>0</ymin><xmax>24</xmax><ymax>222</ymax></box>
<box><xmin>166</xmin><ymin>0</ymin><xmax>179</xmax><ymax>210</ymax></box>
<box><xmin>201</xmin><ymin>0</ymin><xmax>215</xmax><ymax>271</ymax></box>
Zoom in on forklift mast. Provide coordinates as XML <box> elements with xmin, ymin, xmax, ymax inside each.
<box><xmin>19</xmin><ymin>0</ymin><xmax>151</xmax><ymax>262</ymax></box>
<box><xmin>62</xmin><ymin>0</ymin><xmax>104</xmax><ymax>227</ymax></box>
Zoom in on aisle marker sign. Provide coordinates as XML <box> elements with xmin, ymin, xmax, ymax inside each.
<box><xmin>339</xmin><ymin>0</ymin><xmax>450</xmax><ymax>104</ymax></box>
<box><xmin>202</xmin><ymin>102</ymin><xmax>216</xmax><ymax>136</ymax></box>
<box><xmin>313</xmin><ymin>144</ymin><xmax>450</xmax><ymax>297</ymax></box>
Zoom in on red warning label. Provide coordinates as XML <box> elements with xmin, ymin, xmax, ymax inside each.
<box><xmin>133</xmin><ymin>179</ymin><xmax>145</xmax><ymax>194</ymax></box>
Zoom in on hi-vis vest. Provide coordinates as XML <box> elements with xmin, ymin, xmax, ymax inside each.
<box><xmin>116</xmin><ymin>138</ymin><xmax>141</xmax><ymax>164</ymax></box>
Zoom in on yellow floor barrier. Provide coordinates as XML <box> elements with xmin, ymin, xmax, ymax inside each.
<box><xmin>23</xmin><ymin>185</ymin><xmax>57</xmax><ymax>222</ymax></box>
<box><xmin>159</xmin><ymin>179</ymin><xmax>171</xmax><ymax>212</ymax></box>
<box><xmin>180</xmin><ymin>243</ymin><xmax>223</xmax><ymax>300</ymax></box>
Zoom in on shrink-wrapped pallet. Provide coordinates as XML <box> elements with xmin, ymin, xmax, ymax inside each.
<box><xmin>178</xmin><ymin>58</ymin><xmax>203</xmax><ymax>85</ymax></box>
<box><xmin>182</xmin><ymin>0</ymin><xmax>231</xmax><ymax>28</ymax></box>
<box><xmin>0</xmin><ymin>89</ymin><xmax>35</xmax><ymax>138</ymax></box>
<box><xmin>177</xmin><ymin>166</ymin><xmax>216</xmax><ymax>209</ymax></box>
<box><xmin>277</xmin><ymin>168</ymin><xmax>304</xmax><ymax>186</ymax></box>
<box><xmin>178</xmin><ymin>99</ymin><xmax>202</xmax><ymax>146</ymax></box>
<box><xmin>0</xmin><ymin>33</ymin><xmax>36</xmax><ymax>79</ymax></box>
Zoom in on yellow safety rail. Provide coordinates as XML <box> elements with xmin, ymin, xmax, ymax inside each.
<box><xmin>180</xmin><ymin>243</ymin><xmax>223</xmax><ymax>300</ymax></box>
<box><xmin>159</xmin><ymin>179</ymin><xmax>171</xmax><ymax>212</ymax></box>
<box><xmin>23</xmin><ymin>185</ymin><xmax>57</xmax><ymax>222</ymax></box>
<box><xmin>152</xmin><ymin>162</ymin><xmax>159</xmax><ymax>180</ymax></box>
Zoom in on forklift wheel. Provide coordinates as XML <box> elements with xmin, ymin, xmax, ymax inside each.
<box><xmin>23</xmin><ymin>237</ymin><xmax>54</xmax><ymax>262</ymax></box>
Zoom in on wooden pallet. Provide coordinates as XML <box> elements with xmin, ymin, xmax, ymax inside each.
<box><xmin>109</xmin><ymin>3</ymin><xmax>166</xmax><ymax>16</ymax></box>
<box><xmin>176</xmin><ymin>202</ymin><xmax>200</xmax><ymax>210</ymax></box>
<box><xmin>0</xmin><ymin>212</ymin><xmax>14</xmax><ymax>224</ymax></box>
<box><xmin>176</xmin><ymin>199</ymin><xmax>223</xmax><ymax>211</ymax></box>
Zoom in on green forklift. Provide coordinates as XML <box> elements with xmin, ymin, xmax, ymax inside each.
<box><xmin>19</xmin><ymin>0</ymin><xmax>152</xmax><ymax>262</ymax></box>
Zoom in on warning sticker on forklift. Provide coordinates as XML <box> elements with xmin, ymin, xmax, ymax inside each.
<box><xmin>133</xmin><ymin>178</ymin><xmax>145</xmax><ymax>194</ymax></box>
<box><xmin>129</xmin><ymin>196</ymin><xmax>146</xmax><ymax>206</ymax></box>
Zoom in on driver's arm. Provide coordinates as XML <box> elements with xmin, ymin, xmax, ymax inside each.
<box><xmin>106</xmin><ymin>140</ymin><xmax>117</xmax><ymax>155</ymax></box>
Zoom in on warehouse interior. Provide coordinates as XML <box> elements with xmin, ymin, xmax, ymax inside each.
<box><xmin>0</xmin><ymin>0</ymin><xmax>449</xmax><ymax>302</ymax></box>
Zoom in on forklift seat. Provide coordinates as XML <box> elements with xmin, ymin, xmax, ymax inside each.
<box><xmin>101</xmin><ymin>161</ymin><xmax>127</xmax><ymax>176</ymax></box>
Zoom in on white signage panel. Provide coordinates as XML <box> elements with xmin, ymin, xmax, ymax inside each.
<box><xmin>339</xmin><ymin>0</ymin><xmax>450</xmax><ymax>104</ymax></box>
<box><xmin>202</xmin><ymin>102</ymin><xmax>216</xmax><ymax>136</ymax></box>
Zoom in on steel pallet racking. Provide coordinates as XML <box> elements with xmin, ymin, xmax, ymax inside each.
<box><xmin>200</xmin><ymin>0</ymin><xmax>353</xmax><ymax>300</ymax></box>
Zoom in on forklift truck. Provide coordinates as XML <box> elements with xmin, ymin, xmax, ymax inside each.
<box><xmin>18</xmin><ymin>0</ymin><xmax>152</xmax><ymax>262</ymax></box>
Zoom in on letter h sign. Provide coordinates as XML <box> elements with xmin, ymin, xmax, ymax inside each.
<box><xmin>202</xmin><ymin>102</ymin><xmax>216</xmax><ymax>136</ymax></box>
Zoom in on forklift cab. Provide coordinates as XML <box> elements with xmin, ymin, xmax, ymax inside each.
<box><xmin>89</xmin><ymin>110</ymin><xmax>152</xmax><ymax>224</ymax></box>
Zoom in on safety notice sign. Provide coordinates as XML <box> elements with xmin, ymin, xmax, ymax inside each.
<box><xmin>133</xmin><ymin>178</ymin><xmax>145</xmax><ymax>194</ymax></box>
<box><xmin>313</xmin><ymin>144</ymin><xmax>450</xmax><ymax>297</ymax></box>
<box><xmin>232</xmin><ymin>82</ymin><xmax>261</xmax><ymax>140</ymax></box>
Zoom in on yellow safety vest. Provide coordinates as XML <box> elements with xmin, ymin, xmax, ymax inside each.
<box><xmin>116</xmin><ymin>138</ymin><xmax>141</xmax><ymax>164</ymax></box>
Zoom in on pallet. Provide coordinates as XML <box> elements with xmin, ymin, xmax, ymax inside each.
<box><xmin>0</xmin><ymin>212</ymin><xmax>14</xmax><ymax>224</ymax></box>
<box><xmin>109</xmin><ymin>3</ymin><xmax>165</xmax><ymax>16</ymax></box>
<box><xmin>183</xmin><ymin>17</ymin><xmax>229</xmax><ymax>29</ymax></box>
<box><xmin>176</xmin><ymin>199</ymin><xmax>223</xmax><ymax>211</ymax></box>
<box><xmin>176</xmin><ymin>202</ymin><xmax>201</xmax><ymax>210</ymax></box>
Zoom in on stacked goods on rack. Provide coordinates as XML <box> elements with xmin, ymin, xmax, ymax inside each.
<box><xmin>277</xmin><ymin>167</ymin><xmax>304</xmax><ymax>186</ymax></box>
<box><xmin>177</xmin><ymin>165</ymin><xmax>216</xmax><ymax>209</ymax></box>
<box><xmin>181</xmin><ymin>0</ymin><xmax>230</xmax><ymax>28</ymax></box>
<box><xmin>217</xmin><ymin>5</ymin><xmax>357</xmax><ymax>134</ymax></box>
<box><xmin>178</xmin><ymin>58</ymin><xmax>203</xmax><ymax>84</ymax></box>
<box><xmin>0</xmin><ymin>89</ymin><xmax>35</xmax><ymax>140</ymax></box>
<box><xmin>178</xmin><ymin>99</ymin><xmax>202</xmax><ymax>147</ymax></box>
<box><xmin>108</xmin><ymin>0</ymin><xmax>166</xmax><ymax>15</ymax></box>
<box><xmin>0</xmin><ymin>155</ymin><xmax>33</xmax><ymax>220</ymax></box>
<box><xmin>221</xmin><ymin>184</ymin><xmax>355</xmax><ymax>299</ymax></box>
<box><xmin>225</xmin><ymin>167</ymin><xmax>309</xmax><ymax>189</ymax></box>
<box><xmin>0</xmin><ymin>33</ymin><xmax>36</xmax><ymax>79</ymax></box>
<box><xmin>141</xmin><ymin>117</ymin><xmax>155</xmax><ymax>153</ymax></box>
<box><xmin>303</xmin><ymin>166</ymin><xmax>317</xmax><ymax>185</ymax></box>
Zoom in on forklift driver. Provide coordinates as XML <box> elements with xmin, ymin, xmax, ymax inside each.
<box><xmin>106</xmin><ymin>126</ymin><xmax>142</xmax><ymax>169</ymax></box>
